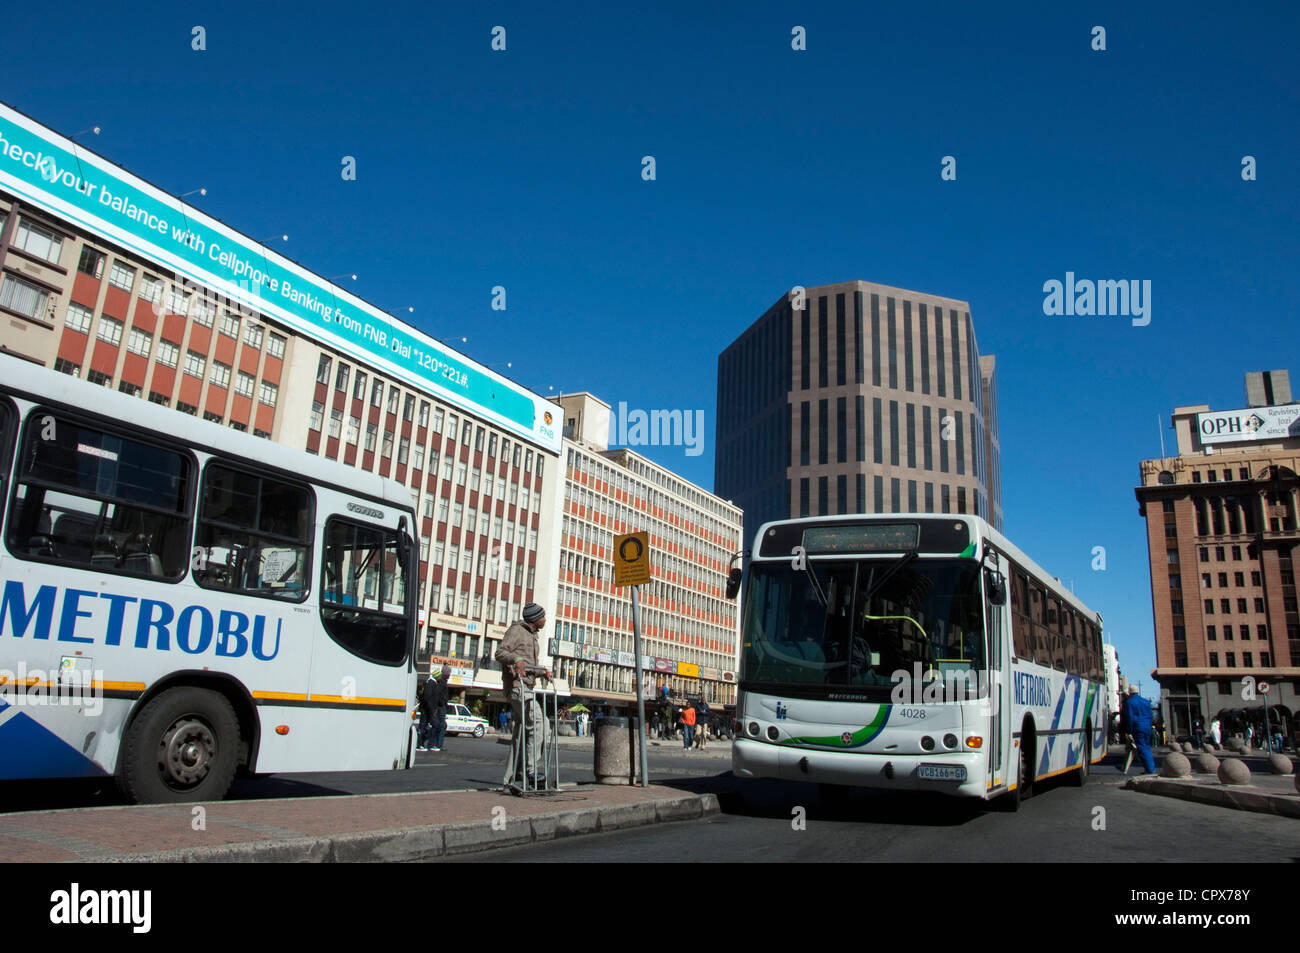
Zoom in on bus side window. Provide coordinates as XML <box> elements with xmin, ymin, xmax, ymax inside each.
<box><xmin>3</xmin><ymin>411</ymin><xmax>192</xmax><ymax>579</ymax></box>
<box><xmin>193</xmin><ymin>462</ymin><xmax>313</xmax><ymax>600</ymax></box>
<box><xmin>0</xmin><ymin>398</ymin><xmax>14</xmax><ymax>507</ymax></box>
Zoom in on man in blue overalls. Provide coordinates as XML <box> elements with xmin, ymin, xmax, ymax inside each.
<box><xmin>1125</xmin><ymin>685</ymin><xmax>1157</xmax><ymax>775</ymax></box>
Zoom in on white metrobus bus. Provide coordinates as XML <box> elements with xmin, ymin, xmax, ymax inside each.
<box><xmin>0</xmin><ymin>355</ymin><xmax>419</xmax><ymax>802</ymax></box>
<box><xmin>731</xmin><ymin>514</ymin><xmax>1105</xmax><ymax>809</ymax></box>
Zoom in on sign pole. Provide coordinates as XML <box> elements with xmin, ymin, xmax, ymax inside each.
<box><xmin>631</xmin><ymin>585</ymin><xmax>649</xmax><ymax>787</ymax></box>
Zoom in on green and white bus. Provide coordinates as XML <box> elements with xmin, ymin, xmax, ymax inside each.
<box><xmin>732</xmin><ymin>514</ymin><xmax>1105</xmax><ymax>809</ymax></box>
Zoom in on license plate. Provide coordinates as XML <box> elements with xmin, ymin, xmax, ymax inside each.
<box><xmin>917</xmin><ymin>764</ymin><xmax>967</xmax><ymax>781</ymax></box>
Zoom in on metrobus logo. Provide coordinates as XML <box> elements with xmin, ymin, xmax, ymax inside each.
<box><xmin>1013</xmin><ymin>671</ymin><xmax>1051</xmax><ymax>707</ymax></box>
<box><xmin>0</xmin><ymin>581</ymin><xmax>282</xmax><ymax>660</ymax></box>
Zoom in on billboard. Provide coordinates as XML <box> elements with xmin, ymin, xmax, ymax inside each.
<box><xmin>0</xmin><ymin>102</ymin><xmax>560</xmax><ymax>454</ymax></box>
<box><xmin>1197</xmin><ymin>405</ymin><xmax>1300</xmax><ymax>446</ymax></box>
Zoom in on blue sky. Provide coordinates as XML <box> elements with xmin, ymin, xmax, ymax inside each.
<box><xmin>6</xmin><ymin>0</ymin><xmax>1298</xmax><ymax>690</ymax></box>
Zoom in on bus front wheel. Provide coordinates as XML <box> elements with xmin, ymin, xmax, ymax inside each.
<box><xmin>119</xmin><ymin>687</ymin><xmax>241</xmax><ymax>804</ymax></box>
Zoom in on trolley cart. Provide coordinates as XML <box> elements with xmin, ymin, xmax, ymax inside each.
<box><xmin>504</xmin><ymin>667</ymin><xmax>560</xmax><ymax>796</ymax></box>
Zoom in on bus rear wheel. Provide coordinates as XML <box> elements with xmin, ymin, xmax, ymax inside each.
<box><xmin>119</xmin><ymin>686</ymin><xmax>241</xmax><ymax>804</ymax></box>
<box><xmin>1071</xmin><ymin>728</ymin><xmax>1091</xmax><ymax>787</ymax></box>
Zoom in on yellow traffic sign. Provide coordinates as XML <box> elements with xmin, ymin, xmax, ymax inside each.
<box><xmin>614</xmin><ymin>531</ymin><xmax>650</xmax><ymax>587</ymax></box>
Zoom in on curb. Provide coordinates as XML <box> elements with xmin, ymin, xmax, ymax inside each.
<box><xmin>102</xmin><ymin>792</ymin><xmax>721</xmax><ymax>863</ymax></box>
<box><xmin>1125</xmin><ymin>777</ymin><xmax>1300</xmax><ymax>820</ymax></box>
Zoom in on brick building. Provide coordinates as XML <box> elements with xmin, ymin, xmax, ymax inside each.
<box><xmin>1136</xmin><ymin>370</ymin><xmax>1299</xmax><ymax>743</ymax></box>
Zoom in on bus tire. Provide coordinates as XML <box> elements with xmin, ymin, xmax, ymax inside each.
<box><xmin>1071</xmin><ymin>726</ymin><xmax>1091</xmax><ymax>787</ymax></box>
<box><xmin>118</xmin><ymin>686</ymin><xmax>241</xmax><ymax>804</ymax></box>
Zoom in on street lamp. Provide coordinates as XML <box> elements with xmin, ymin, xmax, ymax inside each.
<box><xmin>179</xmin><ymin>188</ymin><xmax>207</xmax><ymax>200</ymax></box>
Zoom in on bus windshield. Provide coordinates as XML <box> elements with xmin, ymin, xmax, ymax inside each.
<box><xmin>741</xmin><ymin>558</ymin><xmax>985</xmax><ymax>690</ymax></box>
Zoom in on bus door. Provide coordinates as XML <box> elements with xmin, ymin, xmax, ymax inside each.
<box><xmin>983</xmin><ymin>550</ymin><xmax>1007</xmax><ymax>790</ymax></box>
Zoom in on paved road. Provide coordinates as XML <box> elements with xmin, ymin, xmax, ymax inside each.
<box><xmin>449</xmin><ymin>760</ymin><xmax>1300</xmax><ymax>864</ymax></box>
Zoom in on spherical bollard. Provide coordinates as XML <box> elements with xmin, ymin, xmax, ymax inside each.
<box><xmin>1267</xmin><ymin>754</ymin><xmax>1294</xmax><ymax>776</ymax></box>
<box><xmin>593</xmin><ymin>716</ymin><xmax>635</xmax><ymax>785</ymax></box>
<box><xmin>1194</xmin><ymin>753</ymin><xmax>1220</xmax><ymax>774</ymax></box>
<box><xmin>1218</xmin><ymin>758</ymin><xmax>1251</xmax><ymax>785</ymax></box>
<box><xmin>1161</xmin><ymin>752</ymin><xmax>1191</xmax><ymax>778</ymax></box>
<box><xmin>1182</xmin><ymin>742</ymin><xmax>1196</xmax><ymax>754</ymax></box>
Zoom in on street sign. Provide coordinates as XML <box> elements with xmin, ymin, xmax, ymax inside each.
<box><xmin>1259</xmin><ymin>682</ymin><xmax>1271</xmax><ymax>695</ymax></box>
<box><xmin>614</xmin><ymin>531</ymin><xmax>650</xmax><ymax>587</ymax></box>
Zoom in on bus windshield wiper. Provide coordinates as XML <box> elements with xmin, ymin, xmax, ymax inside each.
<box><xmin>860</xmin><ymin>551</ymin><xmax>918</xmax><ymax>606</ymax></box>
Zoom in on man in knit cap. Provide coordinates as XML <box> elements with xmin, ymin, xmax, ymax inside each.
<box><xmin>495</xmin><ymin>602</ymin><xmax>553</xmax><ymax>786</ymax></box>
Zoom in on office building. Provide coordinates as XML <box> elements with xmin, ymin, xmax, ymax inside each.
<box><xmin>715</xmin><ymin>279</ymin><xmax>1002</xmax><ymax>539</ymax></box>
<box><xmin>0</xmin><ymin>100</ymin><xmax>562</xmax><ymax>698</ymax></box>
<box><xmin>556</xmin><ymin>393</ymin><xmax>744</xmax><ymax>711</ymax></box>
<box><xmin>1136</xmin><ymin>370</ymin><xmax>1299</xmax><ymax>741</ymax></box>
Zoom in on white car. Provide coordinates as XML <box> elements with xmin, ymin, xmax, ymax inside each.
<box><xmin>445</xmin><ymin>703</ymin><xmax>489</xmax><ymax>738</ymax></box>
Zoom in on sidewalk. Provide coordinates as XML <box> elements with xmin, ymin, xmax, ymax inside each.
<box><xmin>0</xmin><ymin>783</ymin><xmax>720</xmax><ymax>863</ymax></box>
<box><xmin>1115</xmin><ymin>745</ymin><xmax>1299</xmax><ymax>820</ymax></box>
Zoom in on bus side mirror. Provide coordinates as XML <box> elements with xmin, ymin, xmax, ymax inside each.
<box><xmin>725</xmin><ymin>568</ymin><xmax>742</xmax><ymax>600</ymax></box>
<box><xmin>986</xmin><ymin>570</ymin><xmax>1006</xmax><ymax>606</ymax></box>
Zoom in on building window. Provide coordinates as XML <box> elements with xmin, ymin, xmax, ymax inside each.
<box><xmin>335</xmin><ymin>364</ymin><xmax>350</xmax><ymax>392</ymax></box>
<box><xmin>65</xmin><ymin>302</ymin><xmax>93</xmax><ymax>334</ymax></box>
<box><xmin>126</xmin><ymin>327</ymin><xmax>152</xmax><ymax>357</ymax></box>
<box><xmin>177</xmin><ymin>402</ymin><xmax>197</xmax><ymax>416</ymax></box>
<box><xmin>235</xmin><ymin>372</ymin><xmax>255</xmax><ymax>398</ymax></box>
<box><xmin>148</xmin><ymin>391</ymin><xmax>170</xmax><ymax>407</ymax></box>
<box><xmin>107</xmin><ymin>260</ymin><xmax>136</xmax><ymax>292</ymax></box>
<box><xmin>309</xmin><ymin>402</ymin><xmax>325</xmax><ymax>431</ymax></box>
<box><xmin>210</xmin><ymin>362</ymin><xmax>231</xmax><ymax>389</ymax></box>
<box><xmin>117</xmin><ymin>381</ymin><xmax>141</xmax><ymax>397</ymax></box>
<box><xmin>244</xmin><ymin>323</ymin><xmax>264</xmax><ymax>349</ymax></box>
<box><xmin>0</xmin><ymin>275</ymin><xmax>51</xmax><ymax>321</ymax></box>
<box><xmin>191</xmin><ymin>299</ymin><xmax>215</xmax><ymax>327</ymax></box>
<box><xmin>346</xmin><ymin>415</ymin><xmax>360</xmax><ymax>444</ymax></box>
<box><xmin>77</xmin><ymin>246</ymin><xmax>105</xmax><ymax>278</ymax></box>
<box><xmin>53</xmin><ymin>358</ymin><xmax>80</xmax><ymax>377</ymax></box>
<box><xmin>96</xmin><ymin>317</ymin><xmax>124</xmax><ymax>347</ymax></box>
<box><xmin>203</xmin><ymin>411</ymin><xmax>223</xmax><ymax>424</ymax></box>
<box><xmin>404</xmin><ymin>394</ymin><xmax>415</xmax><ymax>421</ymax></box>
<box><xmin>219</xmin><ymin>312</ymin><xmax>240</xmax><ymax>338</ymax></box>
<box><xmin>184</xmin><ymin>350</ymin><xmax>206</xmax><ymax>378</ymax></box>
<box><xmin>365</xmin><ymin>423</ymin><xmax>377</xmax><ymax>452</ymax></box>
<box><xmin>87</xmin><ymin>370</ymin><xmax>111</xmax><ymax>387</ymax></box>
<box><xmin>267</xmin><ymin>334</ymin><xmax>286</xmax><ymax>359</ymax></box>
<box><xmin>15</xmin><ymin>219</ymin><xmax>64</xmax><ymax>264</ymax></box>
<box><xmin>387</xmin><ymin>388</ymin><xmax>399</xmax><ymax>414</ymax></box>
<box><xmin>258</xmin><ymin>381</ymin><xmax>278</xmax><ymax>407</ymax></box>
<box><xmin>329</xmin><ymin>409</ymin><xmax>343</xmax><ymax>438</ymax></box>
<box><xmin>382</xmin><ymin>430</ymin><xmax>394</xmax><ymax>457</ymax></box>
<box><xmin>353</xmin><ymin>371</ymin><xmax>367</xmax><ymax>401</ymax></box>
<box><xmin>1207</xmin><ymin>625</ymin><xmax>1216</xmax><ymax>640</ymax></box>
<box><xmin>156</xmin><ymin>339</ymin><xmax>179</xmax><ymax>368</ymax></box>
<box><xmin>1209</xmin><ymin>652</ymin><xmax>1219</xmax><ymax>668</ymax></box>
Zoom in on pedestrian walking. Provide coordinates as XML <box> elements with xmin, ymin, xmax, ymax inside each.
<box><xmin>495</xmin><ymin>602</ymin><xmax>553</xmax><ymax>785</ymax></box>
<box><xmin>1125</xmin><ymin>686</ymin><xmax>1156</xmax><ymax>775</ymax></box>
<box><xmin>696</xmin><ymin>699</ymin><xmax>711</xmax><ymax>750</ymax></box>
<box><xmin>1209</xmin><ymin>717</ymin><xmax>1221</xmax><ymax>746</ymax></box>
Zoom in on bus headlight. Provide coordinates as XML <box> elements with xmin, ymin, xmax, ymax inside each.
<box><xmin>943</xmin><ymin>733</ymin><xmax>958</xmax><ymax>749</ymax></box>
<box><xmin>748</xmin><ymin>722</ymin><xmax>760</xmax><ymax>737</ymax></box>
<box><xmin>920</xmin><ymin>735</ymin><xmax>935</xmax><ymax>751</ymax></box>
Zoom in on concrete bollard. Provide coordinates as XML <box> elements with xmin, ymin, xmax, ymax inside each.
<box><xmin>1193</xmin><ymin>753</ymin><xmax>1220</xmax><ymax>774</ymax></box>
<box><xmin>1161</xmin><ymin>752</ymin><xmax>1191</xmax><ymax>778</ymax></box>
<box><xmin>1267</xmin><ymin>754</ymin><xmax>1294</xmax><ymax>776</ymax></box>
<box><xmin>1218</xmin><ymin>758</ymin><xmax>1251</xmax><ymax>786</ymax></box>
<box><xmin>593</xmin><ymin>716</ymin><xmax>635</xmax><ymax>785</ymax></box>
<box><xmin>1182</xmin><ymin>742</ymin><xmax>1196</xmax><ymax>754</ymax></box>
